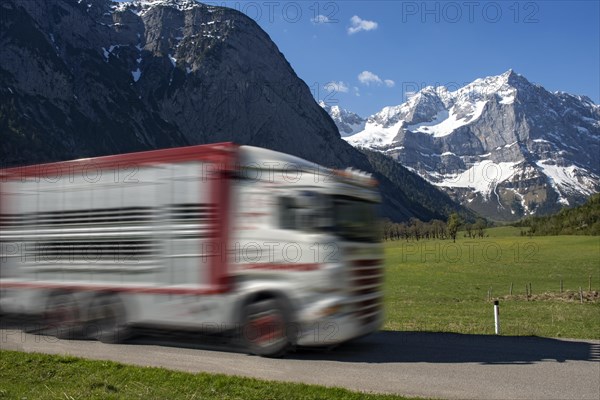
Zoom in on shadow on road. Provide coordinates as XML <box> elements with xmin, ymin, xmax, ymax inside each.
<box><xmin>288</xmin><ymin>330</ymin><xmax>600</xmax><ymax>365</ymax></box>
<box><xmin>3</xmin><ymin>317</ymin><xmax>598</xmax><ymax>365</ymax></box>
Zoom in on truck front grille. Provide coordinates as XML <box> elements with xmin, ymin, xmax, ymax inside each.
<box><xmin>350</xmin><ymin>259</ymin><xmax>383</xmax><ymax>325</ymax></box>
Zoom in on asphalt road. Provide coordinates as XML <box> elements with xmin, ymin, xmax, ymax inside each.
<box><xmin>1</xmin><ymin>324</ymin><xmax>599</xmax><ymax>400</ymax></box>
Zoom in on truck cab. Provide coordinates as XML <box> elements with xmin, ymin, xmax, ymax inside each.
<box><xmin>229</xmin><ymin>146</ymin><xmax>383</xmax><ymax>353</ymax></box>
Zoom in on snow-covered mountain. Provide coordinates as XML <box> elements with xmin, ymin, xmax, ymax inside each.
<box><xmin>327</xmin><ymin>70</ymin><xmax>600</xmax><ymax>220</ymax></box>
<box><xmin>318</xmin><ymin>101</ymin><xmax>366</xmax><ymax>136</ymax></box>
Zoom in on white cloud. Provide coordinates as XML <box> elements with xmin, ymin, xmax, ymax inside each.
<box><xmin>358</xmin><ymin>71</ymin><xmax>382</xmax><ymax>85</ymax></box>
<box><xmin>324</xmin><ymin>81</ymin><xmax>349</xmax><ymax>93</ymax></box>
<box><xmin>357</xmin><ymin>71</ymin><xmax>395</xmax><ymax>89</ymax></box>
<box><xmin>348</xmin><ymin>15</ymin><xmax>378</xmax><ymax>35</ymax></box>
<box><xmin>311</xmin><ymin>14</ymin><xmax>330</xmax><ymax>24</ymax></box>
<box><xmin>353</xmin><ymin>86</ymin><xmax>360</xmax><ymax>97</ymax></box>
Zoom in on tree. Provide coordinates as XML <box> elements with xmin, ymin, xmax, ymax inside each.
<box><xmin>447</xmin><ymin>213</ymin><xmax>462</xmax><ymax>243</ymax></box>
<box><xmin>474</xmin><ymin>218</ymin><xmax>487</xmax><ymax>238</ymax></box>
<box><xmin>464</xmin><ymin>223</ymin><xmax>473</xmax><ymax>238</ymax></box>
<box><xmin>410</xmin><ymin>218</ymin><xmax>422</xmax><ymax>241</ymax></box>
<box><xmin>431</xmin><ymin>219</ymin><xmax>446</xmax><ymax>239</ymax></box>
<box><xmin>382</xmin><ymin>219</ymin><xmax>393</xmax><ymax>241</ymax></box>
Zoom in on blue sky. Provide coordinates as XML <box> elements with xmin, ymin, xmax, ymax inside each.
<box><xmin>207</xmin><ymin>0</ymin><xmax>599</xmax><ymax>116</ymax></box>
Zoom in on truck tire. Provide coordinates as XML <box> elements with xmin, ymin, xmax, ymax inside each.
<box><xmin>44</xmin><ymin>292</ymin><xmax>81</xmax><ymax>340</ymax></box>
<box><xmin>87</xmin><ymin>295</ymin><xmax>130</xmax><ymax>344</ymax></box>
<box><xmin>242</xmin><ymin>298</ymin><xmax>291</xmax><ymax>357</ymax></box>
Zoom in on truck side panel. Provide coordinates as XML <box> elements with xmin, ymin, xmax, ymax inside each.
<box><xmin>0</xmin><ymin>144</ymin><xmax>236</xmax><ymax>322</ymax></box>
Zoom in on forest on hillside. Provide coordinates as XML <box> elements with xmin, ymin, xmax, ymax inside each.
<box><xmin>514</xmin><ymin>194</ymin><xmax>600</xmax><ymax>235</ymax></box>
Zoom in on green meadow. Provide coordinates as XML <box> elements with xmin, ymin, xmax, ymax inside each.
<box><xmin>382</xmin><ymin>227</ymin><xmax>600</xmax><ymax>339</ymax></box>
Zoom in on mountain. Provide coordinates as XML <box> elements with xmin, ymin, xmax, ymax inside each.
<box><xmin>318</xmin><ymin>101</ymin><xmax>366</xmax><ymax>136</ymax></box>
<box><xmin>0</xmin><ymin>0</ymin><xmax>467</xmax><ymax>222</ymax></box>
<box><xmin>335</xmin><ymin>71</ymin><xmax>600</xmax><ymax>220</ymax></box>
<box><xmin>1</xmin><ymin>0</ymin><xmax>349</xmax><ymax>166</ymax></box>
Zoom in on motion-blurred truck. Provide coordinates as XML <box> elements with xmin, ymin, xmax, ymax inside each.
<box><xmin>0</xmin><ymin>143</ymin><xmax>382</xmax><ymax>356</ymax></box>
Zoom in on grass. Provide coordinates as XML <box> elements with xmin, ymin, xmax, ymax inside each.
<box><xmin>0</xmin><ymin>350</ymin><xmax>416</xmax><ymax>400</ymax></box>
<box><xmin>383</xmin><ymin>227</ymin><xmax>600</xmax><ymax>339</ymax></box>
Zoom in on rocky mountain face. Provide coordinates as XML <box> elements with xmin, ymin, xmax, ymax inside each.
<box><xmin>334</xmin><ymin>71</ymin><xmax>600</xmax><ymax>220</ymax></box>
<box><xmin>1</xmin><ymin>0</ymin><xmax>348</xmax><ymax>165</ymax></box>
<box><xmin>0</xmin><ymin>0</ymin><xmax>467</xmax><ymax>222</ymax></box>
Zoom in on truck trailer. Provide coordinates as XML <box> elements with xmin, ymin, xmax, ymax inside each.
<box><xmin>0</xmin><ymin>143</ymin><xmax>383</xmax><ymax>356</ymax></box>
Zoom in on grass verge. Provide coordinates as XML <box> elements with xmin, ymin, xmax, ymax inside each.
<box><xmin>0</xmin><ymin>350</ymin><xmax>418</xmax><ymax>400</ymax></box>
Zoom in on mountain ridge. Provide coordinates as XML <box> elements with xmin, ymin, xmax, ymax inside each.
<box><xmin>323</xmin><ymin>70</ymin><xmax>600</xmax><ymax>220</ymax></box>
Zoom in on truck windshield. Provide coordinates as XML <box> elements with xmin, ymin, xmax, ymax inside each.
<box><xmin>332</xmin><ymin>196</ymin><xmax>380</xmax><ymax>243</ymax></box>
<box><xmin>278</xmin><ymin>193</ymin><xmax>380</xmax><ymax>242</ymax></box>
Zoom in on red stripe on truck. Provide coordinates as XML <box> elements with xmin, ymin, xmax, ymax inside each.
<box><xmin>240</xmin><ymin>263</ymin><xmax>321</xmax><ymax>271</ymax></box>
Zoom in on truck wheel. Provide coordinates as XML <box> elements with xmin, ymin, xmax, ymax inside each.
<box><xmin>242</xmin><ymin>299</ymin><xmax>290</xmax><ymax>357</ymax></box>
<box><xmin>44</xmin><ymin>292</ymin><xmax>81</xmax><ymax>340</ymax></box>
<box><xmin>88</xmin><ymin>295</ymin><xmax>130</xmax><ymax>344</ymax></box>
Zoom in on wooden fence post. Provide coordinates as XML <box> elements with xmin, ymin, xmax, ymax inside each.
<box><xmin>560</xmin><ymin>279</ymin><xmax>563</xmax><ymax>293</ymax></box>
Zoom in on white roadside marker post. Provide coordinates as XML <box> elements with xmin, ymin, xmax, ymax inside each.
<box><xmin>494</xmin><ymin>300</ymin><xmax>501</xmax><ymax>335</ymax></box>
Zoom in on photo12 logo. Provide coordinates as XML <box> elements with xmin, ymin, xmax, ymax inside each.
<box><xmin>400</xmin><ymin>1</ymin><xmax>540</xmax><ymax>24</ymax></box>
<box><xmin>203</xmin><ymin>1</ymin><xmax>341</xmax><ymax>24</ymax></box>
<box><xmin>1</xmin><ymin>162</ymin><xmax>140</xmax><ymax>185</ymax></box>
<box><xmin>400</xmin><ymin>241</ymin><xmax>539</xmax><ymax>263</ymax></box>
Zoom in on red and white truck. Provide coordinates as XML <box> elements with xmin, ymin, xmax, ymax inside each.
<box><xmin>0</xmin><ymin>143</ymin><xmax>383</xmax><ymax>356</ymax></box>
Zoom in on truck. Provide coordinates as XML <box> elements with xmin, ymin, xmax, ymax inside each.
<box><xmin>0</xmin><ymin>143</ymin><xmax>383</xmax><ymax>356</ymax></box>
